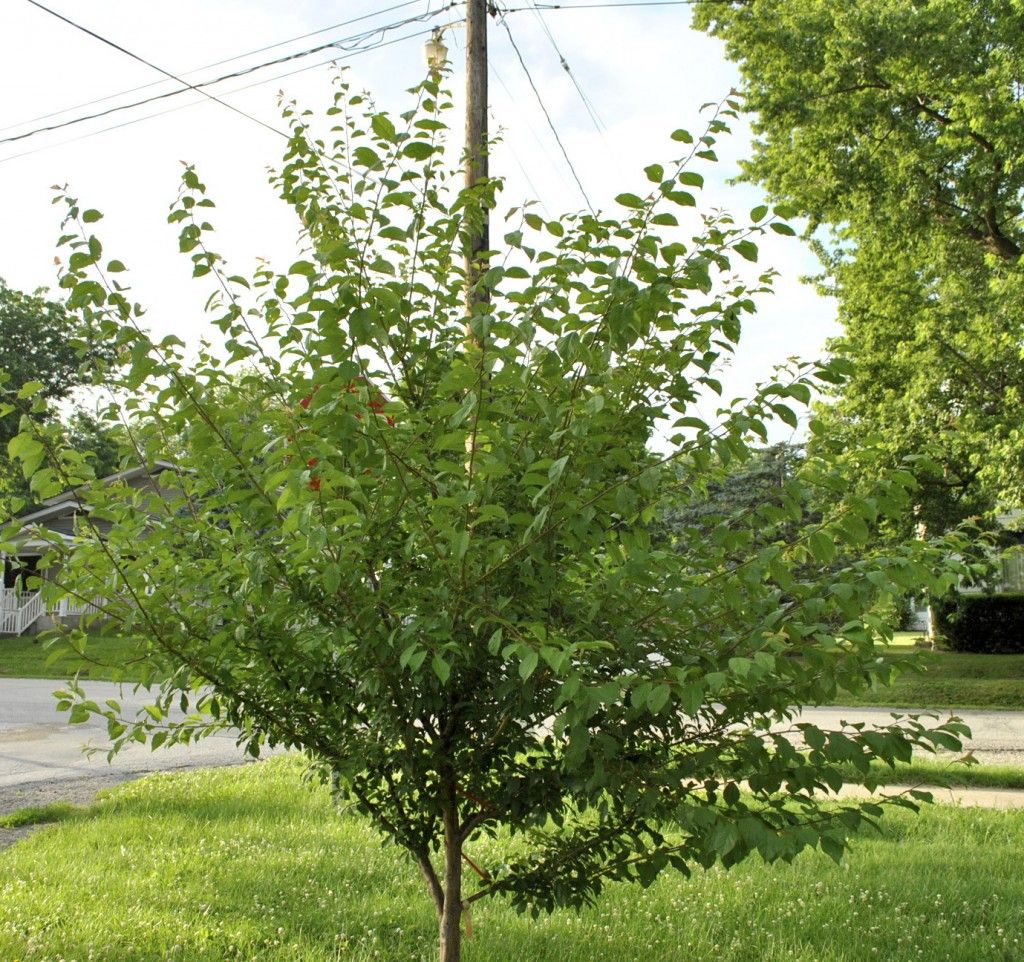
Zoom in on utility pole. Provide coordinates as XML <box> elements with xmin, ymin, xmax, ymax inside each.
<box><xmin>464</xmin><ymin>0</ymin><xmax>490</xmax><ymax>315</ymax></box>
<box><xmin>440</xmin><ymin>10</ymin><xmax>491</xmax><ymax>962</ymax></box>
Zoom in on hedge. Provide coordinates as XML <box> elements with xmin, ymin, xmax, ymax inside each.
<box><xmin>935</xmin><ymin>593</ymin><xmax>1024</xmax><ymax>654</ymax></box>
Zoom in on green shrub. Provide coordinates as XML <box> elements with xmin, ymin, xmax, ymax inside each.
<box><xmin>936</xmin><ymin>593</ymin><xmax>1024</xmax><ymax>653</ymax></box>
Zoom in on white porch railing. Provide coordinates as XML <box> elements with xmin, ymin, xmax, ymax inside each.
<box><xmin>0</xmin><ymin>588</ymin><xmax>104</xmax><ymax>635</ymax></box>
<box><xmin>50</xmin><ymin>596</ymin><xmax>104</xmax><ymax>618</ymax></box>
<box><xmin>0</xmin><ymin>589</ymin><xmax>45</xmax><ymax>635</ymax></box>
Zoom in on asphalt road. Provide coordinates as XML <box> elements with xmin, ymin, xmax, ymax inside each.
<box><xmin>796</xmin><ymin>705</ymin><xmax>1024</xmax><ymax>767</ymax></box>
<box><xmin>0</xmin><ymin>678</ymin><xmax>257</xmax><ymax>815</ymax></box>
<box><xmin>2</xmin><ymin>678</ymin><xmax>1024</xmax><ymax>816</ymax></box>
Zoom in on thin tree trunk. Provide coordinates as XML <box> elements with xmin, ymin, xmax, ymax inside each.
<box><xmin>439</xmin><ymin>795</ymin><xmax>463</xmax><ymax>962</ymax></box>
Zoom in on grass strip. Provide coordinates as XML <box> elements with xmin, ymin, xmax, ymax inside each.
<box><xmin>837</xmin><ymin>647</ymin><xmax>1024</xmax><ymax>711</ymax></box>
<box><xmin>0</xmin><ymin>633</ymin><xmax>145</xmax><ymax>681</ymax></box>
<box><xmin>853</xmin><ymin>759</ymin><xmax>1024</xmax><ymax>791</ymax></box>
<box><xmin>1</xmin><ymin>757</ymin><xmax>1022</xmax><ymax>961</ymax></box>
<box><xmin>0</xmin><ymin>801</ymin><xmax>80</xmax><ymax>829</ymax></box>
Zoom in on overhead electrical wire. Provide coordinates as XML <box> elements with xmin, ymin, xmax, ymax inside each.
<box><xmin>22</xmin><ymin>0</ymin><xmax>290</xmax><ymax>140</ymax></box>
<box><xmin>0</xmin><ymin>25</ymin><xmax>441</xmax><ymax>166</ymax></box>
<box><xmin>505</xmin><ymin>1</ymin><xmax>706</xmax><ymax>10</ymax></box>
<box><xmin>3</xmin><ymin>0</ymin><xmax>673</xmax><ymax>168</ymax></box>
<box><xmin>491</xmin><ymin>63</ymin><xmax>558</xmax><ymax>212</ymax></box>
<box><xmin>525</xmin><ymin>0</ymin><xmax>606</xmax><ymax>133</ymax></box>
<box><xmin>497</xmin><ymin>15</ymin><xmax>595</xmax><ymax>212</ymax></box>
<box><xmin>8</xmin><ymin>1</ymin><xmax>460</xmax><ymax>146</ymax></box>
<box><xmin>1</xmin><ymin>0</ymin><xmax>428</xmax><ymax>135</ymax></box>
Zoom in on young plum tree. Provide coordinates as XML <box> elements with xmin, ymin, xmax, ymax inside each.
<box><xmin>3</xmin><ymin>76</ymin><xmax>971</xmax><ymax>962</ymax></box>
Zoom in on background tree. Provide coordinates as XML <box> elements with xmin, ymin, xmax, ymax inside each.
<box><xmin>4</xmin><ymin>77</ymin><xmax>971</xmax><ymax>962</ymax></box>
<box><xmin>62</xmin><ymin>409</ymin><xmax>126</xmax><ymax>480</ymax></box>
<box><xmin>657</xmin><ymin>442</ymin><xmax>803</xmax><ymax>542</ymax></box>
<box><xmin>0</xmin><ymin>278</ymin><xmax>119</xmax><ymax>507</ymax></box>
<box><xmin>693</xmin><ymin>0</ymin><xmax>1024</xmax><ymax>527</ymax></box>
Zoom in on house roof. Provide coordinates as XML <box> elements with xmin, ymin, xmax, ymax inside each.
<box><xmin>3</xmin><ymin>532</ymin><xmax>75</xmax><ymax>556</ymax></box>
<box><xmin>15</xmin><ymin>499</ymin><xmax>89</xmax><ymax>526</ymax></box>
<box><xmin>37</xmin><ymin>460</ymin><xmax>180</xmax><ymax>508</ymax></box>
<box><xmin>4</xmin><ymin>460</ymin><xmax>180</xmax><ymax>531</ymax></box>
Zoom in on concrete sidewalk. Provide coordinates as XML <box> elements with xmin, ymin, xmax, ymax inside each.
<box><xmin>837</xmin><ymin>781</ymin><xmax>1024</xmax><ymax>810</ymax></box>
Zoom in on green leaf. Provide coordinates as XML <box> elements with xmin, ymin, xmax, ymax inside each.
<box><xmin>519</xmin><ymin>647</ymin><xmax>539</xmax><ymax>681</ymax></box>
<box><xmin>403</xmin><ymin>141</ymin><xmax>436</xmax><ymax>160</ymax></box>
<box><xmin>615</xmin><ymin>193</ymin><xmax>646</xmax><ymax>210</ymax></box>
<box><xmin>487</xmin><ymin>628</ymin><xmax>504</xmax><ymax>655</ymax></box>
<box><xmin>82</xmin><ymin>209</ymin><xmax>103</xmax><ymax>223</ymax></box>
<box><xmin>728</xmin><ymin>657</ymin><xmax>752</xmax><ymax>679</ymax></box>
<box><xmin>772</xmin><ymin>403</ymin><xmax>798</xmax><ymax>428</ymax></box>
<box><xmin>548</xmin><ymin>456</ymin><xmax>568</xmax><ymax>484</ymax></box>
<box><xmin>323</xmin><ymin>563</ymin><xmax>341</xmax><ymax>595</ymax></box>
<box><xmin>666</xmin><ymin>190</ymin><xmax>696</xmax><ymax>207</ymax></box>
<box><xmin>647</xmin><ymin>683</ymin><xmax>671</xmax><ymax>714</ymax></box>
<box><xmin>371</xmin><ymin>113</ymin><xmax>398</xmax><ymax>143</ymax></box>
<box><xmin>733</xmin><ymin>239</ymin><xmax>758</xmax><ymax>262</ymax></box>
<box><xmin>808</xmin><ymin>531</ymin><xmax>836</xmax><ymax>564</ymax></box>
<box><xmin>16</xmin><ymin>380</ymin><xmax>45</xmax><ymax>400</ymax></box>
<box><xmin>452</xmin><ymin>529</ymin><xmax>470</xmax><ymax>562</ymax></box>
<box><xmin>432</xmin><ymin>655</ymin><xmax>451</xmax><ymax>684</ymax></box>
<box><xmin>353</xmin><ymin>146</ymin><xmax>381</xmax><ymax>167</ymax></box>
<box><xmin>449</xmin><ymin>391</ymin><xmax>477</xmax><ymax>428</ymax></box>
<box><xmin>644</xmin><ymin>164</ymin><xmax>665</xmax><ymax>183</ymax></box>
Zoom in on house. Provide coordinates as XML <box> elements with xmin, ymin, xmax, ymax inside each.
<box><xmin>0</xmin><ymin>461</ymin><xmax>178</xmax><ymax>636</ymax></box>
<box><xmin>907</xmin><ymin>512</ymin><xmax>1024</xmax><ymax>633</ymax></box>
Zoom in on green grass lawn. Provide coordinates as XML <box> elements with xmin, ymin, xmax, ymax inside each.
<box><xmin>853</xmin><ymin>758</ymin><xmax>1024</xmax><ymax>791</ymax></box>
<box><xmin>2</xmin><ymin>758</ymin><xmax>1024</xmax><ymax>961</ymax></box>
<box><xmin>839</xmin><ymin>645</ymin><xmax>1024</xmax><ymax>711</ymax></box>
<box><xmin>0</xmin><ymin>633</ymin><xmax>143</xmax><ymax>681</ymax></box>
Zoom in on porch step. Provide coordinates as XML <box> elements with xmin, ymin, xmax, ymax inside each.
<box><xmin>0</xmin><ymin>590</ymin><xmax>45</xmax><ymax>635</ymax></box>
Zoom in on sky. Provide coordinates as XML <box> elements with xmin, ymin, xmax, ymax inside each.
<box><xmin>0</xmin><ymin>0</ymin><xmax>838</xmax><ymax>431</ymax></box>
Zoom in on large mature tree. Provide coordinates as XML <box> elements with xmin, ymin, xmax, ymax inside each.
<box><xmin>4</xmin><ymin>77</ymin><xmax>970</xmax><ymax>962</ymax></box>
<box><xmin>694</xmin><ymin>0</ymin><xmax>1024</xmax><ymax>525</ymax></box>
<box><xmin>0</xmin><ymin>278</ymin><xmax>119</xmax><ymax>505</ymax></box>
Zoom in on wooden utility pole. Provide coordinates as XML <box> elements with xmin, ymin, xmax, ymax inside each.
<box><xmin>464</xmin><ymin>0</ymin><xmax>490</xmax><ymax>314</ymax></box>
<box><xmin>439</xmin><ymin>11</ymin><xmax>491</xmax><ymax>962</ymax></box>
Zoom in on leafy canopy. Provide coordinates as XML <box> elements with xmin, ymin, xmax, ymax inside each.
<box><xmin>694</xmin><ymin>0</ymin><xmax>1024</xmax><ymax>524</ymax></box>
<box><xmin>0</xmin><ymin>279</ymin><xmax>119</xmax><ymax>506</ymax></box>
<box><xmin>3</xmin><ymin>74</ymin><xmax>971</xmax><ymax>958</ymax></box>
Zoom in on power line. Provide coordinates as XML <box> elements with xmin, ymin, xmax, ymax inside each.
<box><xmin>0</xmin><ymin>26</ymin><xmax>440</xmax><ymax>167</ymax></box>
<box><xmin>504</xmin><ymin>1</ymin><xmax>710</xmax><ymax>10</ymax></box>
<box><xmin>1</xmin><ymin>0</ymin><xmax>427</xmax><ymax>135</ymax></box>
<box><xmin>497</xmin><ymin>16</ymin><xmax>594</xmax><ymax>212</ymax></box>
<box><xmin>526</xmin><ymin>1</ymin><xmax>606</xmax><ymax>133</ymax></box>
<box><xmin>4</xmin><ymin>3</ymin><xmax>459</xmax><ymax>147</ymax></box>
<box><xmin>23</xmin><ymin>0</ymin><xmax>289</xmax><ymax>140</ymax></box>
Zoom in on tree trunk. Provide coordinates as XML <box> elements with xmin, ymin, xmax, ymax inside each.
<box><xmin>439</xmin><ymin>799</ymin><xmax>463</xmax><ymax>962</ymax></box>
